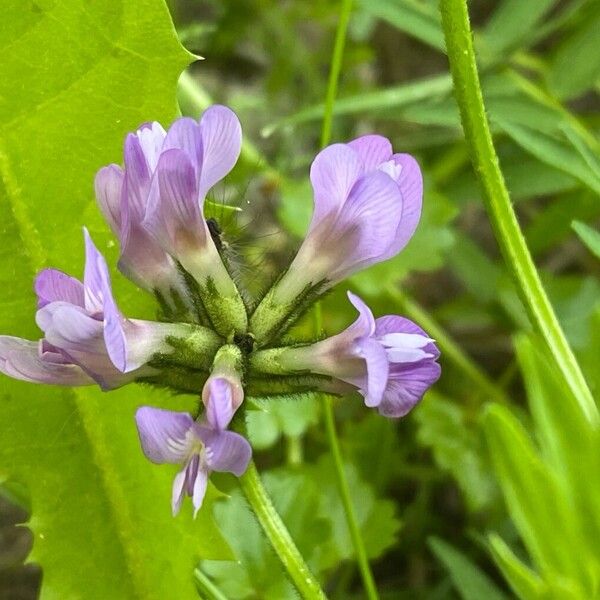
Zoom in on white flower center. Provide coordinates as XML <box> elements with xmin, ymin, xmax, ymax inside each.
<box><xmin>378</xmin><ymin>332</ymin><xmax>435</xmax><ymax>363</ymax></box>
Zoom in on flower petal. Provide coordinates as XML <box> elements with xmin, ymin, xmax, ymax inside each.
<box><xmin>197</xmin><ymin>105</ymin><xmax>242</xmax><ymax>199</ymax></box>
<box><xmin>358</xmin><ymin>337</ymin><xmax>389</xmax><ymax>408</ymax></box>
<box><xmin>143</xmin><ymin>148</ymin><xmax>205</xmax><ymax>257</ymax></box>
<box><xmin>135</xmin><ymin>121</ymin><xmax>166</xmax><ymax>172</ymax></box>
<box><xmin>171</xmin><ymin>466</ymin><xmax>187</xmax><ymax>516</ymax></box>
<box><xmin>386</xmin><ymin>153</ymin><xmax>423</xmax><ymax>256</ymax></box>
<box><xmin>347</xmin><ymin>135</ymin><xmax>392</xmax><ymax>172</ymax></box>
<box><xmin>375</xmin><ymin>315</ymin><xmax>440</xmax><ymax>359</ymax></box>
<box><xmin>123</xmin><ymin>133</ymin><xmax>152</xmax><ymax>222</ymax></box>
<box><xmin>378</xmin><ymin>361</ymin><xmax>441</xmax><ymax>418</ymax></box>
<box><xmin>162</xmin><ymin>117</ymin><xmax>203</xmax><ymax>174</ymax></box>
<box><xmin>0</xmin><ymin>336</ymin><xmax>92</xmax><ymax>386</ymax></box>
<box><xmin>94</xmin><ymin>164</ymin><xmax>124</xmax><ymax>235</ymax></box>
<box><xmin>135</xmin><ymin>406</ymin><xmax>195</xmax><ymax>464</ymax></box>
<box><xmin>204</xmin><ymin>377</ymin><xmax>235</xmax><ymax>431</ymax></box>
<box><xmin>35</xmin><ymin>269</ymin><xmax>85</xmax><ymax>309</ymax></box>
<box><xmin>345</xmin><ymin>291</ymin><xmax>376</xmax><ymax>337</ymax></box>
<box><xmin>203</xmin><ymin>429</ymin><xmax>252</xmax><ymax>476</ymax></box>
<box><xmin>192</xmin><ymin>468</ymin><xmax>209</xmax><ymax>518</ymax></box>
<box><xmin>309</xmin><ymin>143</ymin><xmax>363</xmax><ymax>225</ymax></box>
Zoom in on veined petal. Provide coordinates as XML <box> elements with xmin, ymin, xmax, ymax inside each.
<box><xmin>378</xmin><ymin>361</ymin><xmax>441</xmax><ymax>418</ymax></box>
<box><xmin>136</xmin><ymin>121</ymin><xmax>166</xmax><ymax>172</ymax></box>
<box><xmin>358</xmin><ymin>337</ymin><xmax>389</xmax><ymax>408</ymax></box>
<box><xmin>0</xmin><ymin>336</ymin><xmax>92</xmax><ymax>386</ymax></box>
<box><xmin>345</xmin><ymin>291</ymin><xmax>376</xmax><ymax>338</ymax></box>
<box><xmin>123</xmin><ymin>133</ymin><xmax>152</xmax><ymax>222</ymax></box>
<box><xmin>35</xmin><ymin>269</ymin><xmax>85</xmax><ymax>309</ymax></box>
<box><xmin>82</xmin><ymin>228</ymin><xmax>109</xmax><ymax>313</ymax></box>
<box><xmin>135</xmin><ymin>406</ymin><xmax>196</xmax><ymax>464</ymax></box>
<box><xmin>197</xmin><ymin>105</ymin><xmax>242</xmax><ymax>199</ymax></box>
<box><xmin>386</xmin><ymin>153</ymin><xmax>423</xmax><ymax>256</ymax></box>
<box><xmin>347</xmin><ymin>135</ymin><xmax>392</xmax><ymax>171</ymax></box>
<box><xmin>171</xmin><ymin>466</ymin><xmax>188</xmax><ymax>516</ymax></box>
<box><xmin>309</xmin><ymin>143</ymin><xmax>363</xmax><ymax>225</ymax></box>
<box><xmin>330</xmin><ymin>170</ymin><xmax>402</xmax><ymax>280</ymax></box>
<box><xmin>162</xmin><ymin>117</ymin><xmax>203</xmax><ymax>174</ymax></box>
<box><xmin>94</xmin><ymin>164</ymin><xmax>124</xmax><ymax>236</ymax></box>
<box><xmin>143</xmin><ymin>148</ymin><xmax>205</xmax><ymax>257</ymax></box>
<box><xmin>203</xmin><ymin>428</ymin><xmax>252</xmax><ymax>476</ymax></box>
<box><xmin>204</xmin><ymin>377</ymin><xmax>235</xmax><ymax>431</ymax></box>
<box><xmin>192</xmin><ymin>468</ymin><xmax>209</xmax><ymax>518</ymax></box>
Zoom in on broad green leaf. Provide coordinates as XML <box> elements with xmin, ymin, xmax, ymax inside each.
<box><xmin>428</xmin><ymin>537</ymin><xmax>507</xmax><ymax>600</ymax></box>
<box><xmin>0</xmin><ymin>1</ymin><xmax>232</xmax><ymax>598</ymax></box>
<box><xmin>572</xmin><ymin>220</ymin><xmax>600</xmax><ymax>259</ymax></box>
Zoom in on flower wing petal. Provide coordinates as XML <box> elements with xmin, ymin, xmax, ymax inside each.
<box><xmin>94</xmin><ymin>164</ymin><xmax>124</xmax><ymax>236</ymax></box>
<box><xmin>35</xmin><ymin>269</ymin><xmax>85</xmax><ymax>309</ymax></box>
<box><xmin>347</xmin><ymin>134</ymin><xmax>392</xmax><ymax>171</ymax></box>
<box><xmin>204</xmin><ymin>429</ymin><xmax>252</xmax><ymax>476</ymax></box>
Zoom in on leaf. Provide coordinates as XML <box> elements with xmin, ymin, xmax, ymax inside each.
<box><xmin>572</xmin><ymin>220</ymin><xmax>600</xmax><ymax>259</ymax></box>
<box><xmin>547</xmin><ymin>3</ymin><xmax>600</xmax><ymax>99</ymax></box>
<box><xmin>415</xmin><ymin>393</ymin><xmax>497</xmax><ymax>512</ymax></box>
<box><xmin>0</xmin><ymin>1</ymin><xmax>232</xmax><ymax>598</ymax></box>
<box><xmin>428</xmin><ymin>537</ymin><xmax>507</xmax><ymax>600</ymax></box>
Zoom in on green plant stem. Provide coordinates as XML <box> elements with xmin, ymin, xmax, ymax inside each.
<box><xmin>320</xmin><ymin>0</ymin><xmax>353</xmax><ymax>148</ymax></box>
<box><xmin>238</xmin><ymin>461</ymin><xmax>327</xmax><ymax>600</ymax></box>
<box><xmin>386</xmin><ymin>285</ymin><xmax>509</xmax><ymax>406</ymax></box>
<box><xmin>439</xmin><ymin>0</ymin><xmax>598</xmax><ymax>425</ymax></box>
<box><xmin>194</xmin><ymin>569</ymin><xmax>229</xmax><ymax>600</ymax></box>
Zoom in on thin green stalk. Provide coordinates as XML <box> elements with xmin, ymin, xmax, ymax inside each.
<box><xmin>320</xmin><ymin>0</ymin><xmax>353</xmax><ymax>148</ymax></box>
<box><xmin>387</xmin><ymin>285</ymin><xmax>509</xmax><ymax>406</ymax></box>
<box><xmin>318</xmin><ymin>3</ymin><xmax>379</xmax><ymax>598</ymax></box>
<box><xmin>439</xmin><ymin>0</ymin><xmax>598</xmax><ymax>425</ymax></box>
<box><xmin>194</xmin><ymin>569</ymin><xmax>229</xmax><ymax>600</ymax></box>
<box><xmin>238</xmin><ymin>461</ymin><xmax>326</xmax><ymax>600</ymax></box>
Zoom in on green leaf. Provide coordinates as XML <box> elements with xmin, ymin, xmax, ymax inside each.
<box><xmin>415</xmin><ymin>393</ymin><xmax>497</xmax><ymax>512</ymax></box>
<box><xmin>428</xmin><ymin>537</ymin><xmax>507</xmax><ymax>600</ymax></box>
<box><xmin>0</xmin><ymin>1</ymin><xmax>232</xmax><ymax>598</ymax></box>
<box><xmin>547</xmin><ymin>3</ymin><xmax>600</xmax><ymax>99</ymax></box>
<box><xmin>572</xmin><ymin>221</ymin><xmax>600</xmax><ymax>259</ymax></box>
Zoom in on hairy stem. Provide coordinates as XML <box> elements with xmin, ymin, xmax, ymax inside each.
<box><xmin>238</xmin><ymin>461</ymin><xmax>327</xmax><ymax>600</ymax></box>
<box><xmin>439</xmin><ymin>0</ymin><xmax>598</xmax><ymax>424</ymax></box>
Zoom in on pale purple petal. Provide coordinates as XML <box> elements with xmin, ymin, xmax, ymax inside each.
<box><xmin>205</xmin><ymin>377</ymin><xmax>235</xmax><ymax>431</ymax></box>
<box><xmin>0</xmin><ymin>336</ymin><xmax>92</xmax><ymax>386</ymax></box>
<box><xmin>82</xmin><ymin>228</ymin><xmax>107</xmax><ymax>313</ymax></box>
<box><xmin>94</xmin><ymin>165</ymin><xmax>124</xmax><ymax>235</ymax></box>
<box><xmin>136</xmin><ymin>122</ymin><xmax>166</xmax><ymax>172</ymax></box>
<box><xmin>309</xmin><ymin>143</ymin><xmax>363</xmax><ymax>225</ymax></box>
<box><xmin>123</xmin><ymin>133</ymin><xmax>151</xmax><ymax>222</ymax></box>
<box><xmin>197</xmin><ymin>105</ymin><xmax>242</xmax><ymax>199</ymax></box>
<box><xmin>330</xmin><ymin>170</ymin><xmax>402</xmax><ymax>280</ymax></box>
<box><xmin>162</xmin><ymin>117</ymin><xmax>203</xmax><ymax>173</ymax></box>
<box><xmin>347</xmin><ymin>135</ymin><xmax>392</xmax><ymax>171</ymax></box>
<box><xmin>386</xmin><ymin>153</ymin><xmax>423</xmax><ymax>256</ymax></box>
<box><xmin>346</xmin><ymin>291</ymin><xmax>376</xmax><ymax>337</ymax></box>
<box><xmin>35</xmin><ymin>269</ymin><xmax>84</xmax><ymax>309</ymax></box>
<box><xmin>358</xmin><ymin>338</ymin><xmax>389</xmax><ymax>407</ymax></box>
<box><xmin>143</xmin><ymin>148</ymin><xmax>205</xmax><ymax>256</ymax></box>
<box><xmin>135</xmin><ymin>406</ymin><xmax>195</xmax><ymax>464</ymax></box>
<box><xmin>192</xmin><ymin>468</ymin><xmax>209</xmax><ymax>518</ymax></box>
<box><xmin>378</xmin><ymin>361</ymin><xmax>441</xmax><ymax>418</ymax></box>
<box><xmin>203</xmin><ymin>429</ymin><xmax>252</xmax><ymax>476</ymax></box>
<box><xmin>375</xmin><ymin>315</ymin><xmax>440</xmax><ymax>359</ymax></box>
<box><xmin>171</xmin><ymin>467</ymin><xmax>187</xmax><ymax>516</ymax></box>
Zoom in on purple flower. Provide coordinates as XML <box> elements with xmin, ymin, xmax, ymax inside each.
<box><xmin>96</xmin><ymin>106</ymin><xmax>242</xmax><ymax>300</ymax></box>
<box><xmin>135</xmin><ymin>377</ymin><xmax>251</xmax><ymax>516</ymax></box>
<box><xmin>0</xmin><ymin>229</ymin><xmax>191</xmax><ymax>390</ymax></box>
<box><xmin>276</xmin><ymin>292</ymin><xmax>440</xmax><ymax>417</ymax></box>
<box><xmin>274</xmin><ymin>135</ymin><xmax>422</xmax><ymax>302</ymax></box>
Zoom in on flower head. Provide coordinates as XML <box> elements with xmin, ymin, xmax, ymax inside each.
<box><xmin>0</xmin><ymin>229</ymin><xmax>191</xmax><ymax>390</ymax></box>
<box><xmin>135</xmin><ymin>377</ymin><xmax>251</xmax><ymax>516</ymax></box>
<box><xmin>95</xmin><ymin>107</ymin><xmax>242</xmax><ymax>302</ymax></box>
<box><xmin>276</xmin><ymin>292</ymin><xmax>440</xmax><ymax>417</ymax></box>
<box><xmin>277</xmin><ymin>135</ymin><xmax>422</xmax><ymax>301</ymax></box>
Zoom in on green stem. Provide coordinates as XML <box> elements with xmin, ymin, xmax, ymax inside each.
<box><xmin>238</xmin><ymin>461</ymin><xmax>327</xmax><ymax>600</ymax></box>
<box><xmin>320</xmin><ymin>0</ymin><xmax>354</xmax><ymax>148</ymax></box>
<box><xmin>194</xmin><ymin>569</ymin><xmax>229</xmax><ymax>600</ymax></box>
<box><xmin>439</xmin><ymin>0</ymin><xmax>598</xmax><ymax>425</ymax></box>
<box><xmin>386</xmin><ymin>285</ymin><xmax>509</xmax><ymax>407</ymax></box>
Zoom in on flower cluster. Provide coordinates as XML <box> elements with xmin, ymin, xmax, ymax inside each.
<box><xmin>0</xmin><ymin>106</ymin><xmax>440</xmax><ymax>515</ymax></box>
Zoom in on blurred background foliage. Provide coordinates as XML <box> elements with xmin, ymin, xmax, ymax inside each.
<box><xmin>1</xmin><ymin>0</ymin><xmax>599</xmax><ymax>598</ymax></box>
